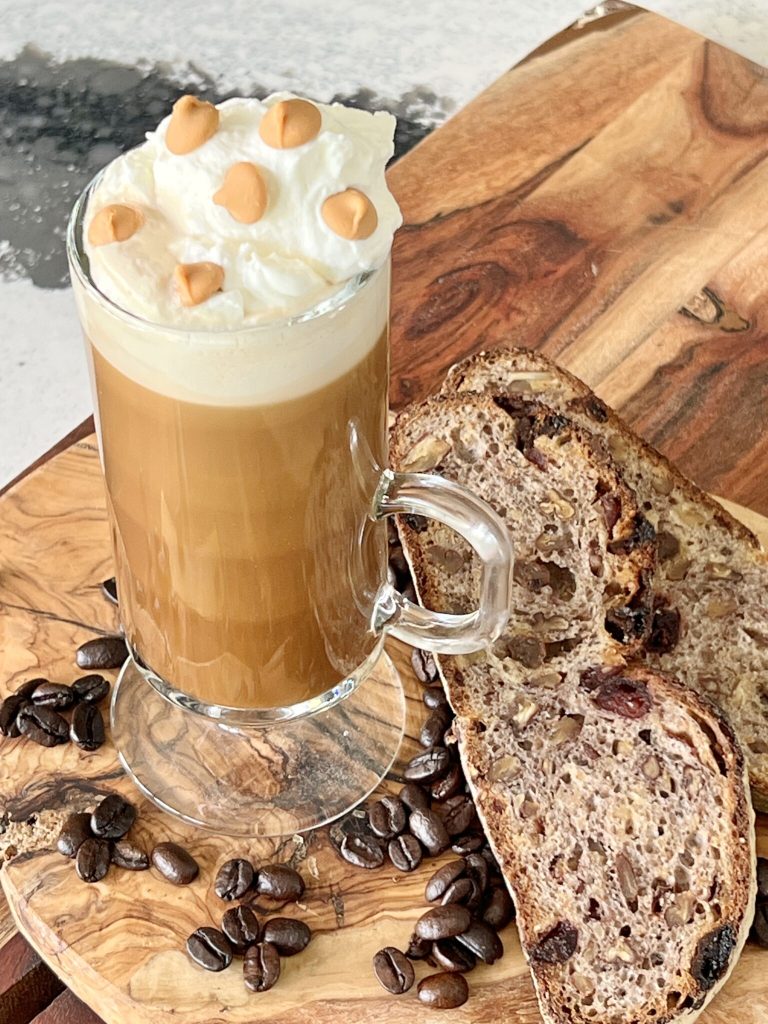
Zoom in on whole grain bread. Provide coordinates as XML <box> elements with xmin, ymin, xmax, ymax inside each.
<box><xmin>442</xmin><ymin>347</ymin><xmax>768</xmax><ymax>809</ymax></box>
<box><xmin>391</xmin><ymin>391</ymin><xmax>756</xmax><ymax>1024</ymax></box>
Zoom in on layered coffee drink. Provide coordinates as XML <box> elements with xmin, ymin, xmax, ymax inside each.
<box><xmin>73</xmin><ymin>94</ymin><xmax>402</xmax><ymax>709</ymax></box>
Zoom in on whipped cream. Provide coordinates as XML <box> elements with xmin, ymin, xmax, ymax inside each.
<box><xmin>84</xmin><ymin>93</ymin><xmax>402</xmax><ymax>325</ymax></box>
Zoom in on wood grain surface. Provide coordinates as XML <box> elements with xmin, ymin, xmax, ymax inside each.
<box><xmin>3</xmin><ymin>4</ymin><xmax>768</xmax><ymax>1023</ymax></box>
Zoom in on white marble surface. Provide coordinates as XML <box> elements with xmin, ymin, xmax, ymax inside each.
<box><xmin>2</xmin><ymin>0</ymin><xmax>768</xmax><ymax>487</ymax></box>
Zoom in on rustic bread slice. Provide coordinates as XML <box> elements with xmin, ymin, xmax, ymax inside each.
<box><xmin>391</xmin><ymin>393</ymin><xmax>756</xmax><ymax>1024</ymax></box>
<box><xmin>393</xmin><ymin>393</ymin><xmax>656</xmax><ymax>699</ymax></box>
<box><xmin>442</xmin><ymin>347</ymin><xmax>768</xmax><ymax>808</ymax></box>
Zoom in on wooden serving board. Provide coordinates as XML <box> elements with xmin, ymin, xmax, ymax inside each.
<box><xmin>3</xmin><ymin>4</ymin><xmax>768</xmax><ymax>1023</ymax></box>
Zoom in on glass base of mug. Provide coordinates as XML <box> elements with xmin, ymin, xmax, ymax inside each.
<box><xmin>110</xmin><ymin>650</ymin><xmax>406</xmax><ymax>837</ymax></box>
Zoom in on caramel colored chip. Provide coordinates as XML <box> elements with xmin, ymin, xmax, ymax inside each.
<box><xmin>321</xmin><ymin>188</ymin><xmax>378</xmax><ymax>240</ymax></box>
<box><xmin>213</xmin><ymin>162</ymin><xmax>268</xmax><ymax>224</ymax></box>
<box><xmin>173</xmin><ymin>262</ymin><xmax>225</xmax><ymax>306</ymax></box>
<box><xmin>259</xmin><ymin>98</ymin><xmax>321</xmax><ymax>149</ymax></box>
<box><xmin>166</xmin><ymin>95</ymin><xmax>220</xmax><ymax>155</ymax></box>
<box><xmin>87</xmin><ymin>204</ymin><xmax>143</xmax><ymax>247</ymax></box>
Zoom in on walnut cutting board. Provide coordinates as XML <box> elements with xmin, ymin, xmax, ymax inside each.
<box><xmin>3</xmin><ymin>5</ymin><xmax>768</xmax><ymax>1023</ymax></box>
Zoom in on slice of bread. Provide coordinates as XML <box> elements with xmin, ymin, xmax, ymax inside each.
<box><xmin>391</xmin><ymin>391</ymin><xmax>756</xmax><ymax>1024</ymax></box>
<box><xmin>442</xmin><ymin>348</ymin><xmax>768</xmax><ymax>809</ymax></box>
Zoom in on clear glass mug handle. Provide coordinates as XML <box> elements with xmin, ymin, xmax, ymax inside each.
<box><xmin>372</xmin><ymin>469</ymin><xmax>513</xmax><ymax>654</ymax></box>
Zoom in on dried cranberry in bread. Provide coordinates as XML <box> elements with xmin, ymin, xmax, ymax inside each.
<box><xmin>442</xmin><ymin>347</ymin><xmax>768</xmax><ymax>809</ymax></box>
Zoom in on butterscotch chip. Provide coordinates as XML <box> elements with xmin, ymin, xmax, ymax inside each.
<box><xmin>213</xmin><ymin>162</ymin><xmax>268</xmax><ymax>224</ymax></box>
<box><xmin>165</xmin><ymin>95</ymin><xmax>220</xmax><ymax>155</ymax></box>
<box><xmin>173</xmin><ymin>262</ymin><xmax>225</xmax><ymax>306</ymax></box>
<box><xmin>321</xmin><ymin>188</ymin><xmax>378</xmax><ymax>240</ymax></box>
<box><xmin>259</xmin><ymin>98</ymin><xmax>321</xmax><ymax>149</ymax></box>
<box><xmin>87</xmin><ymin>204</ymin><xmax>143</xmax><ymax>247</ymax></box>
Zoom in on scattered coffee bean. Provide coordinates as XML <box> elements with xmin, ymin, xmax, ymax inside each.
<box><xmin>101</xmin><ymin>577</ymin><xmax>118</xmax><ymax>604</ymax></box>
<box><xmin>451</xmin><ymin>832</ymin><xmax>484</xmax><ymax>855</ymax></box>
<box><xmin>17</xmin><ymin>705</ymin><xmax>69</xmax><ymax>746</ymax></box>
<box><xmin>372</xmin><ymin>946</ymin><xmax>415</xmax><ymax>994</ymax></box>
<box><xmin>151</xmin><ymin>842</ymin><xmax>199</xmax><ymax>885</ymax></box>
<box><xmin>431</xmin><ymin>764</ymin><xmax>464</xmax><ymax>802</ymax></box>
<box><xmin>91</xmin><ymin>793</ymin><xmax>136</xmax><ymax>839</ymax></box>
<box><xmin>75</xmin><ymin>635</ymin><xmax>128</xmax><ymax>671</ymax></box>
<box><xmin>57</xmin><ymin>812</ymin><xmax>92</xmax><ymax>858</ymax></box>
<box><xmin>432</xmin><ymin>937</ymin><xmax>477</xmax><ymax>973</ymax></box>
<box><xmin>368</xmin><ymin>795</ymin><xmax>407</xmax><ymax>839</ymax></box>
<box><xmin>215</xmin><ymin>858</ymin><xmax>254</xmax><ymax>900</ymax></box>
<box><xmin>415</xmin><ymin>905</ymin><xmax>472</xmax><ymax>941</ymax></box>
<box><xmin>418</xmin><ymin>971</ymin><xmax>469</xmax><ymax>1009</ymax></box>
<box><xmin>111</xmin><ymin>839</ymin><xmax>149</xmax><ymax>871</ymax></box>
<box><xmin>404</xmin><ymin>747</ymin><xmax>451</xmax><ymax>784</ymax></box>
<box><xmin>71</xmin><ymin>703</ymin><xmax>105</xmax><ymax>751</ymax></box>
<box><xmin>255</xmin><ymin>864</ymin><xmax>305</xmax><ymax>901</ymax></box>
<box><xmin>30</xmin><ymin>682</ymin><xmax>74</xmax><ymax>710</ymax></box>
<box><xmin>753</xmin><ymin>903</ymin><xmax>768</xmax><ymax>948</ymax></box>
<box><xmin>262</xmin><ymin>917</ymin><xmax>311</xmax><ymax>956</ymax></box>
<box><xmin>411</xmin><ymin>648</ymin><xmax>438</xmax><ymax>684</ymax></box>
<box><xmin>409</xmin><ymin>808</ymin><xmax>450</xmax><ymax>856</ymax></box>
<box><xmin>441</xmin><ymin>878</ymin><xmax>474</xmax><ymax>906</ymax></box>
<box><xmin>339</xmin><ymin>833</ymin><xmax>385</xmax><ymax>870</ymax></box>
<box><xmin>0</xmin><ymin>693</ymin><xmax>29</xmax><ymax>737</ymax></box>
<box><xmin>72</xmin><ymin>674</ymin><xmax>110</xmax><ymax>704</ymax></box>
<box><xmin>243</xmin><ymin>941</ymin><xmax>281</xmax><ymax>992</ymax></box>
<box><xmin>75</xmin><ymin>837</ymin><xmax>111</xmax><ymax>883</ymax></box>
<box><xmin>221</xmin><ymin>905</ymin><xmax>261</xmax><ymax>952</ymax></box>
<box><xmin>406</xmin><ymin>932</ymin><xmax>433</xmax><ymax>961</ymax></box>
<box><xmin>420</xmin><ymin>708</ymin><xmax>451</xmax><ymax>749</ymax></box>
<box><xmin>441</xmin><ymin>795</ymin><xmax>477</xmax><ymax>837</ymax></box>
<box><xmin>423</xmin><ymin>686</ymin><xmax>447</xmax><ymax>710</ymax></box>
<box><xmin>399</xmin><ymin>782</ymin><xmax>430</xmax><ymax>813</ymax></box>
<box><xmin>455</xmin><ymin>920</ymin><xmax>503</xmax><ymax>964</ymax></box>
<box><xmin>186</xmin><ymin>927</ymin><xmax>233</xmax><ymax>972</ymax></box>
<box><xmin>482</xmin><ymin>884</ymin><xmax>515</xmax><ymax>930</ymax></box>
<box><xmin>388</xmin><ymin>833</ymin><xmax>423</xmax><ymax>873</ymax></box>
<box><xmin>425</xmin><ymin>859</ymin><xmax>466</xmax><ymax>902</ymax></box>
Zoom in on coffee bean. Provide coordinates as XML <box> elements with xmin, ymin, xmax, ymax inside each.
<box><xmin>75</xmin><ymin>837</ymin><xmax>110</xmax><ymax>883</ymax></box>
<box><xmin>431</xmin><ymin>764</ymin><xmax>464</xmax><ymax>802</ymax></box>
<box><xmin>425</xmin><ymin>859</ymin><xmax>466</xmax><ymax>902</ymax></box>
<box><xmin>441</xmin><ymin>878</ymin><xmax>474</xmax><ymax>906</ymax></box>
<box><xmin>262</xmin><ymin>917</ymin><xmax>311</xmax><ymax>956</ymax></box>
<box><xmin>432</xmin><ymin>938</ymin><xmax>477</xmax><ymax>973</ymax></box>
<box><xmin>72</xmin><ymin>674</ymin><xmax>110</xmax><ymax>704</ymax></box>
<box><xmin>441</xmin><ymin>795</ymin><xmax>477</xmax><ymax>836</ymax></box>
<box><xmin>57</xmin><ymin>812</ymin><xmax>92</xmax><ymax>858</ymax></box>
<box><xmin>368</xmin><ymin>795</ymin><xmax>406</xmax><ymax>839</ymax></box>
<box><xmin>101</xmin><ymin>577</ymin><xmax>118</xmax><ymax>604</ymax></box>
<box><xmin>420</xmin><ymin>708</ymin><xmax>451</xmax><ymax>749</ymax></box>
<box><xmin>757</xmin><ymin>857</ymin><xmax>768</xmax><ymax>901</ymax></box>
<box><xmin>0</xmin><ymin>694</ymin><xmax>29</xmax><ymax>737</ymax></box>
<box><xmin>405</xmin><ymin>932</ymin><xmax>433</xmax><ymax>961</ymax></box>
<box><xmin>243</xmin><ymin>941</ymin><xmax>281</xmax><ymax>992</ymax></box>
<box><xmin>388</xmin><ymin>833</ymin><xmax>423</xmax><ymax>873</ymax></box>
<box><xmin>151</xmin><ymin>842</ymin><xmax>199</xmax><ymax>885</ymax></box>
<box><xmin>111</xmin><ymin>839</ymin><xmax>149</xmax><ymax>871</ymax></box>
<box><xmin>75</xmin><ymin>635</ymin><xmax>128</xmax><ymax>670</ymax></box>
<box><xmin>215</xmin><ymin>858</ymin><xmax>254</xmax><ymax>900</ymax></box>
<box><xmin>221</xmin><ymin>905</ymin><xmax>261</xmax><ymax>952</ymax></box>
<box><xmin>339</xmin><ymin>834</ymin><xmax>385</xmax><ymax>870</ymax></box>
<box><xmin>482</xmin><ymin>884</ymin><xmax>515</xmax><ymax>930</ymax></box>
<box><xmin>409</xmin><ymin>808</ymin><xmax>450</xmax><ymax>856</ymax></box>
<box><xmin>186</xmin><ymin>927</ymin><xmax>233</xmax><ymax>972</ymax></box>
<box><xmin>399</xmin><ymin>782</ymin><xmax>430</xmax><ymax>813</ymax></box>
<box><xmin>71</xmin><ymin>703</ymin><xmax>105</xmax><ymax>751</ymax></box>
<box><xmin>411</xmin><ymin>648</ymin><xmax>438</xmax><ymax>684</ymax></box>
<box><xmin>415</xmin><ymin>905</ymin><xmax>472</xmax><ymax>941</ymax></box>
<box><xmin>91</xmin><ymin>793</ymin><xmax>136</xmax><ymax>839</ymax></box>
<box><xmin>418</xmin><ymin>971</ymin><xmax>469</xmax><ymax>1009</ymax></box>
<box><xmin>404</xmin><ymin>747</ymin><xmax>451</xmax><ymax>784</ymax></box>
<box><xmin>255</xmin><ymin>864</ymin><xmax>305</xmax><ymax>901</ymax></box>
<box><xmin>455</xmin><ymin>920</ymin><xmax>503</xmax><ymax>964</ymax></box>
<box><xmin>372</xmin><ymin>946</ymin><xmax>415</xmax><ymax>994</ymax></box>
<box><xmin>423</xmin><ymin>686</ymin><xmax>447</xmax><ymax>710</ymax></box>
<box><xmin>753</xmin><ymin>903</ymin><xmax>768</xmax><ymax>948</ymax></box>
<box><xmin>451</xmin><ymin>832</ymin><xmax>485</xmax><ymax>855</ymax></box>
<box><xmin>31</xmin><ymin>682</ymin><xmax>74</xmax><ymax>710</ymax></box>
<box><xmin>17</xmin><ymin>705</ymin><xmax>69</xmax><ymax>746</ymax></box>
